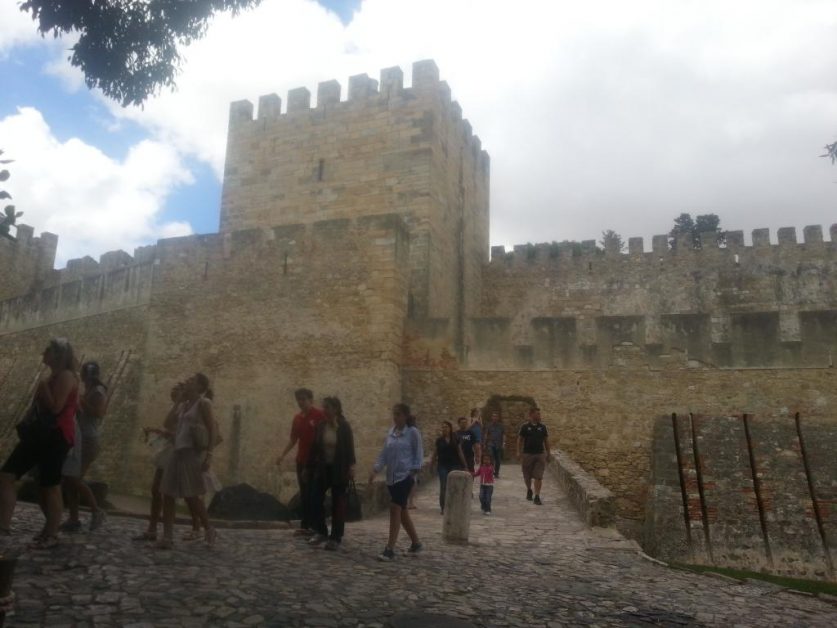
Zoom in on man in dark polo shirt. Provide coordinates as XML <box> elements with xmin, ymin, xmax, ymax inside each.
<box><xmin>517</xmin><ymin>406</ymin><xmax>551</xmax><ymax>505</ymax></box>
<box><xmin>276</xmin><ymin>388</ymin><xmax>325</xmax><ymax>535</ymax></box>
<box><xmin>455</xmin><ymin>416</ymin><xmax>480</xmax><ymax>472</ymax></box>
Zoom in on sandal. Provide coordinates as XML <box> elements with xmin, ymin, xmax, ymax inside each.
<box><xmin>205</xmin><ymin>527</ymin><xmax>217</xmax><ymax>548</ymax></box>
<box><xmin>28</xmin><ymin>535</ymin><xmax>59</xmax><ymax>550</ymax></box>
<box><xmin>153</xmin><ymin>538</ymin><xmax>173</xmax><ymax>550</ymax></box>
<box><xmin>182</xmin><ymin>529</ymin><xmax>203</xmax><ymax>541</ymax></box>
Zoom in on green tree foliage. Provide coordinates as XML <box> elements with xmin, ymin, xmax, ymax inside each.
<box><xmin>669</xmin><ymin>212</ymin><xmax>725</xmax><ymax>249</ymax></box>
<box><xmin>822</xmin><ymin>141</ymin><xmax>837</xmax><ymax>164</ymax></box>
<box><xmin>0</xmin><ymin>150</ymin><xmax>23</xmax><ymax>241</ymax></box>
<box><xmin>20</xmin><ymin>0</ymin><xmax>263</xmax><ymax>106</ymax></box>
<box><xmin>599</xmin><ymin>229</ymin><xmax>625</xmax><ymax>253</ymax></box>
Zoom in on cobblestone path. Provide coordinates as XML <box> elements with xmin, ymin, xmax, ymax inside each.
<box><xmin>3</xmin><ymin>467</ymin><xmax>836</xmax><ymax>627</ymax></box>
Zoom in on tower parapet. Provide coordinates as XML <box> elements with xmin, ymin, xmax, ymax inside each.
<box><xmin>0</xmin><ymin>225</ymin><xmax>58</xmax><ymax>301</ymax></box>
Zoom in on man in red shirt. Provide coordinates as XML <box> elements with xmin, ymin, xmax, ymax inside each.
<box><xmin>276</xmin><ymin>388</ymin><xmax>325</xmax><ymax>536</ymax></box>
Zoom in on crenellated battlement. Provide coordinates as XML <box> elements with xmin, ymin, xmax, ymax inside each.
<box><xmin>0</xmin><ymin>214</ymin><xmax>410</xmax><ymax>336</ymax></box>
<box><xmin>0</xmin><ymin>224</ymin><xmax>59</xmax><ymax>301</ymax></box>
<box><xmin>225</xmin><ymin>60</ymin><xmax>489</xmax><ymax>180</ymax></box>
<box><xmin>490</xmin><ymin>224</ymin><xmax>837</xmax><ymax>267</ymax></box>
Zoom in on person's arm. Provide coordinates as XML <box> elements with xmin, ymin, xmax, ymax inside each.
<box><xmin>430</xmin><ymin>440</ymin><xmax>438</xmax><ymax>468</ymax></box>
<box><xmin>543</xmin><ymin>433</ymin><xmax>551</xmax><ymax>461</ymax></box>
<box><xmin>410</xmin><ymin>428</ymin><xmax>423</xmax><ymax>474</ymax></box>
<box><xmin>369</xmin><ymin>435</ymin><xmax>388</xmax><ymax>484</ymax></box>
<box><xmin>276</xmin><ymin>419</ymin><xmax>300</xmax><ymax>465</ymax></box>
<box><xmin>80</xmin><ymin>386</ymin><xmax>107</xmax><ymax>418</ymax></box>
<box><xmin>457</xmin><ymin>442</ymin><xmax>468</xmax><ymax>469</ymax></box>
<box><xmin>345</xmin><ymin>423</ymin><xmax>356</xmax><ymax>479</ymax></box>
<box><xmin>37</xmin><ymin>371</ymin><xmax>76</xmax><ymax>415</ymax></box>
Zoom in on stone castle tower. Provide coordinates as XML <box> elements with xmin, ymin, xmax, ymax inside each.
<box><xmin>0</xmin><ymin>61</ymin><xmax>835</xmax><ymax>579</ymax></box>
<box><xmin>220</xmin><ymin>60</ymin><xmax>489</xmax><ymax>358</ymax></box>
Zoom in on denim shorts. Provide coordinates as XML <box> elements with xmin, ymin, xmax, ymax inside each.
<box><xmin>387</xmin><ymin>475</ymin><xmax>414</xmax><ymax>508</ymax></box>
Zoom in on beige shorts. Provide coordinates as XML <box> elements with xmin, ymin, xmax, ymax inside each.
<box><xmin>521</xmin><ymin>453</ymin><xmax>547</xmax><ymax>482</ymax></box>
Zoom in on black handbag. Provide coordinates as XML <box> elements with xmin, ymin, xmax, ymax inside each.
<box><xmin>346</xmin><ymin>480</ymin><xmax>363</xmax><ymax>522</ymax></box>
<box><xmin>16</xmin><ymin>403</ymin><xmax>57</xmax><ymax>442</ymax></box>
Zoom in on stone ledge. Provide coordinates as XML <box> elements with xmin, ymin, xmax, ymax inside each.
<box><xmin>548</xmin><ymin>448</ymin><xmax>615</xmax><ymax>527</ymax></box>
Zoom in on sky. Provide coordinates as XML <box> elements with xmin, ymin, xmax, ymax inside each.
<box><xmin>0</xmin><ymin>0</ymin><xmax>836</xmax><ymax>266</ymax></box>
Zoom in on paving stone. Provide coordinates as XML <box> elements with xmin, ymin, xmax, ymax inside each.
<box><xmin>0</xmin><ymin>468</ymin><xmax>835</xmax><ymax>627</ymax></box>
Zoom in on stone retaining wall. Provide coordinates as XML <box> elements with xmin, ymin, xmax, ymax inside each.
<box><xmin>548</xmin><ymin>448</ymin><xmax>616</xmax><ymax>527</ymax></box>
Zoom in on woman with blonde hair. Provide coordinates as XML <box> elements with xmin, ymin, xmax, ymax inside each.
<box><xmin>0</xmin><ymin>338</ymin><xmax>79</xmax><ymax>548</ymax></box>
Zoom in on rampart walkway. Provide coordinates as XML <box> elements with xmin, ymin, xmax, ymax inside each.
<box><xmin>4</xmin><ymin>467</ymin><xmax>836</xmax><ymax>626</ymax></box>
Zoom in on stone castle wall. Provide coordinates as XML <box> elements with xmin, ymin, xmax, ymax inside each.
<box><xmin>470</xmin><ymin>226</ymin><xmax>837</xmax><ymax>370</ymax></box>
<box><xmin>0</xmin><ymin>61</ymin><xmax>834</xmax><ymax>579</ymax></box>
<box><xmin>0</xmin><ymin>215</ymin><xmax>411</xmax><ymax>500</ymax></box>
<box><xmin>646</xmin><ymin>412</ymin><xmax>836</xmax><ymax>580</ymax></box>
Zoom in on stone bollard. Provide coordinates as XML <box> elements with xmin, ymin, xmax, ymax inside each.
<box><xmin>442</xmin><ymin>470</ymin><xmax>472</xmax><ymax>544</ymax></box>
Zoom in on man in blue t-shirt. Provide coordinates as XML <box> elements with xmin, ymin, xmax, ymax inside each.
<box><xmin>455</xmin><ymin>416</ymin><xmax>480</xmax><ymax>472</ymax></box>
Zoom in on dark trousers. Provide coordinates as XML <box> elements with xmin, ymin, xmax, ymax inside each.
<box><xmin>296</xmin><ymin>462</ymin><xmax>314</xmax><ymax>530</ymax></box>
<box><xmin>311</xmin><ymin>465</ymin><xmax>347</xmax><ymax>542</ymax></box>
<box><xmin>438</xmin><ymin>466</ymin><xmax>452</xmax><ymax>511</ymax></box>
<box><xmin>489</xmin><ymin>445</ymin><xmax>502</xmax><ymax>476</ymax></box>
<box><xmin>479</xmin><ymin>484</ymin><xmax>494</xmax><ymax>513</ymax></box>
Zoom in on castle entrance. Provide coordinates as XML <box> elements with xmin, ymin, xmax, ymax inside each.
<box><xmin>481</xmin><ymin>394</ymin><xmax>538</xmax><ymax>460</ymax></box>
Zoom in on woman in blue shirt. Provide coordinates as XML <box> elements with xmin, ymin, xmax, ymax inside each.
<box><xmin>368</xmin><ymin>403</ymin><xmax>424</xmax><ymax>561</ymax></box>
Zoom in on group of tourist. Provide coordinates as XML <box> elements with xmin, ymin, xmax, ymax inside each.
<box><xmin>133</xmin><ymin>375</ymin><xmax>219</xmax><ymax>549</ymax></box>
<box><xmin>0</xmin><ymin>337</ymin><xmax>552</xmax><ymax>561</ymax></box>
<box><xmin>0</xmin><ymin>338</ymin><xmax>107</xmax><ymax>549</ymax></box>
<box><xmin>431</xmin><ymin>406</ymin><xmax>552</xmax><ymax>516</ymax></box>
<box><xmin>276</xmin><ymin>390</ymin><xmax>423</xmax><ymax>560</ymax></box>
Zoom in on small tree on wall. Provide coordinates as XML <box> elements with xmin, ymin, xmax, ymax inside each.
<box><xmin>669</xmin><ymin>212</ymin><xmax>725</xmax><ymax>250</ymax></box>
<box><xmin>599</xmin><ymin>229</ymin><xmax>625</xmax><ymax>253</ymax></box>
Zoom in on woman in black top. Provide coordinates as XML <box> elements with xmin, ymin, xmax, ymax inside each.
<box><xmin>307</xmin><ymin>396</ymin><xmax>356</xmax><ymax>551</ymax></box>
<box><xmin>431</xmin><ymin>421</ymin><xmax>467</xmax><ymax>514</ymax></box>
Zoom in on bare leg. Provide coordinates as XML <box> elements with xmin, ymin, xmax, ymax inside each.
<box><xmin>0</xmin><ymin>473</ymin><xmax>17</xmax><ymax>532</ymax></box>
<box><xmin>75</xmin><ymin>480</ymin><xmax>99</xmax><ymax>513</ymax></box>
<box><xmin>187</xmin><ymin>498</ymin><xmax>200</xmax><ymax>532</ymax></box>
<box><xmin>185</xmin><ymin>496</ymin><xmax>214</xmax><ymax>545</ymax></box>
<box><xmin>399</xmin><ymin>507</ymin><xmax>419</xmax><ymax>545</ymax></box>
<box><xmin>41</xmin><ymin>485</ymin><xmax>63</xmax><ymax>537</ymax></box>
<box><xmin>185</xmin><ymin>496</ymin><xmax>211</xmax><ymax>530</ymax></box>
<box><xmin>75</xmin><ymin>457</ymin><xmax>99</xmax><ymax>514</ymax></box>
<box><xmin>386</xmin><ymin>504</ymin><xmax>401</xmax><ymax>550</ymax></box>
<box><xmin>147</xmin><ymin>469</ymin><xmax>163</xmax><ymax>535</ymax></box>
<box><xmin>63</xmin><ymin>477</ymin><xmax>82</xmax><ymax>522</ymax></box>
<box><xmin>161</xmin><ymin>495</ymin><xmax>176</xmax><ymax>542</ymax></box>
<box><xmin>534</xmin><ymin>478</ymin><xmax>543</xmax><ymax>495</ymax></box>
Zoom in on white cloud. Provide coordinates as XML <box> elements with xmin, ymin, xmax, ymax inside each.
<box><xmin>0</xmin><ymin>2</ymin><xmax>41</xmax><ymax>55</ymax></box>
<box><xmin>22</xmin><ymin>0</ymin><xmax>837</xmax><ymax>248</ymax></box>
<box><xmin>0</xmin><ymin>107</ymin><xmax>193</xmax><ymax>265</ymax></box>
